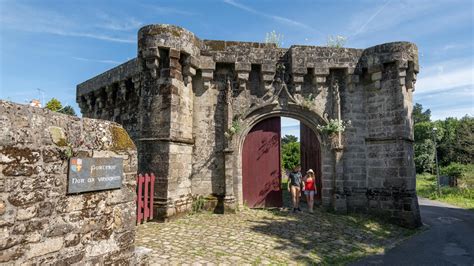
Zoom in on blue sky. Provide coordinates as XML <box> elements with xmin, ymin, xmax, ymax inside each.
<box><xmin>1</xmin><ymin>0</ymin><xmax>473</xmax><ymax>139</ymax></box>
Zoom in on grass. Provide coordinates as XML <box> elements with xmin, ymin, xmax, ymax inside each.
<box><xmin>417</xmin><ymin>173</ymin><xmax>474</xmax><ymax>210</ymax></box>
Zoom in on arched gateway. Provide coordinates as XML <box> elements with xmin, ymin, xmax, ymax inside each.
<box><xmin>77</xmin><ymin>24</ymin><xmax>422</xmax><ymax>228</ymax></box>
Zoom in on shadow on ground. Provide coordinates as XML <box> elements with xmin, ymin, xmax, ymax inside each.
<box><xmin>246</xmin><ymin>189</ymin><xmax>417</xmax><ymax>264</ymax></box>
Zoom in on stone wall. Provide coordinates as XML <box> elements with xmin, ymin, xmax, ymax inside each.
<box><xmin>0</xmin><ymin>101</ymin><xmax>140</xmax><ymax>264</ymax></box>
<box><xmin>77</xmin><ymin>24</ymin><xmax>422</xmax><ymax>228</ymax></box>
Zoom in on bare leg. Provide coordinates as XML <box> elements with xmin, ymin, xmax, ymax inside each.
<box><xmin>291</xmin><ymin>186</ymin><xmax>297</xmax><ymax>209</ymax></box>
<box><xmin>305</xmin><ymin>193</ymin><xmax>311</xmax><ymax>211</ymax></box>
<box><xmin>295</xmin><ymin>188</ymin><xmax>301</xmax><ymax>208</ymax></box>
<box><xmin>309</xmin><ymin>193</ymin><xmax>314</xmax><ymax>212</ymax></box>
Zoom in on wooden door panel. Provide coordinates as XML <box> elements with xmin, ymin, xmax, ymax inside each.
<box><xmin>242</xmin><ymin>117</ymin><xmax>282</xmax><ymax>208</ymax></box>
<box><xmin>300</xmin><ymin>123</ymin><xmax>322</xmax><ymax>201</ymax></box>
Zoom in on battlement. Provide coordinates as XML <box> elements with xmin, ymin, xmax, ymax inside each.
<box><xmin>76</xmin><ymin>24</ymin><xmax>421</xmax><ymax>228</ymax></box>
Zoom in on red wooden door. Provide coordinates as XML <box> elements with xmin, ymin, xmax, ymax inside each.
<box><xmin>300</xmin><ymin>123</ymin><xmax>322</xmax><ymax>201</ymax></box>
<box><xmin>242</xmin><ymin>117</ymin><xmax>282</xmax><ymax>208</ymax></box>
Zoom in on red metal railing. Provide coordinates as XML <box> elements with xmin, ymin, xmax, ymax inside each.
<box><xmin>137</xmin><ymin>173</ymin><xmax>155</xmax><ymax>224</ymax></box>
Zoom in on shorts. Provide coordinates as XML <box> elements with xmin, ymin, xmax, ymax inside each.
<box><xmin>304</xmin><ymin>190</ymin><xmax>315</xmax><ymax>196</ymax></box>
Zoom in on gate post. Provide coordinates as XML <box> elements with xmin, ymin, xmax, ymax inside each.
<box><xmin>223</xmin><ymin>148</ymin><xmax>236</xmax><ymax>212</ymax></box>
<box><xmin>333</xmin><ymin>147</ymin><xmax>347</xmax><ymax>213</ymax></box>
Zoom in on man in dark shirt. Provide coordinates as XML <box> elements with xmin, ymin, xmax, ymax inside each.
<box><xmin>287</xmin><ymin>165</ymin><xmax>302</xmax><ymax>212</ymax></box>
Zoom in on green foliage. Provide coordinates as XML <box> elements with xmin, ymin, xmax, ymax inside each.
<box><xmin>413</xmin><ymin>103</ymin><xmax>473</xmax><ymax>174</ymax></box>
<box><xmin>192</xmin><ymin>195</ymin><xmax>206</xmax><ymax>214</ymax></box>
<box><xmin>317</xmin><ymin>119</ymin><xmax>350</xmax><ymax>135</ymax></box>
<box><xmin>45</xmin><ymin>98</ymin><xmax>62</xmax><ymax>112</ymax></box>
<box><xmin>301</xmin><ymin>93</ymin><xmax>316</xmax><ymax>109</ymax></box>
<box><xmin>414</xmin><ymin>121</ymin><xmax>434</xmax><ymax>142</ymax></box>
<box><xmin>224</xmin><ymin>119</ymin><xmax>241</xmax><ymax>139</ymax></box>
<box><xmin>455</xmin><ymin>116</ymin><xmax>474</xmax><ymax>164</ymax></box>
<box><xmin>414</xmin><ymin>139</ymin><xmax>435</xmax><ymax>173</ymax></box>
<box><xmin>326</xmin><ymin>35</ymin><xmax>347</xmax><ymax>48</ymax></box>
<box><xmin>45</xmin><ymin>98</ymin><xmax>77</xmax><ymax>116</ymax></box>
<box><xmin>265</xmin><ymin>30</ymin><xmax>284</xmax><ymax>48</ymax></box>
<box><xmin>281</xmin><ymin>135</ymin><xmax>298</xmax><ymax>145</ymax></box>
<box><xmin>58</xmin><ymin>105</ymin><xmax>77</xmax><ymax>116</ymax></box>
<box><xmin>441</xmin><ymin>162</ymin><xmax>466</xmax><ymax>179</ymax></box>
<box><xmin>281</xmin><ymin>141</ymin><xmax>300</xmax><ymax>170</ymax></box>
<box><xmin>413</xmin><ymin>103</ymin><xmax>431</xmax><ymax>124</ymax></box>
<box><xmin>417</xmin><ymin>173</ymin><xmax>474</xmax><ymax>210</ymax></box>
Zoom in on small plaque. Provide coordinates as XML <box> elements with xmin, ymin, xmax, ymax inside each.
<box><xmin>68</xmin><ymin>157</ymin><xmax>123</xmax><ymax>194</ymax></box>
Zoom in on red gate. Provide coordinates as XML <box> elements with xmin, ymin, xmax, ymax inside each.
<box><xmin>242</xmin><ymin>117</ymin><xmax>282</xmax><ymax>208</ymax></box>
<box><xmin>137</xmin><ymin>173</ymin><xmax>155</xmax><ymax>224</ymax></box>
<box><xmin>300</xmin><ymin>123</ymin><xmax>322</xmax><ymax>201</ymax></box>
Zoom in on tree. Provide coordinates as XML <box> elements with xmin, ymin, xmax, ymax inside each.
<box><xmin>45</xmin><ymin>98</ymin><xmax>62</xmax><ymax>112</ymax></box>
<box><xmin>58</xmin><ymin>105</ymin><xmax>77</xmax><ymax>116</ymax></box>
<box><xmin>414</xmin><ymin>139</ymin><xmax>435</xmax><ymax>173</ymax></box>
<box><xmin>437</xmin><ymin>117</ymin><xmax>460</xmax><ymax>166</ymax></box>
<box><xmin>413</xmin><ymin>103</ymin><xmax>436</xmax><ymax>173</ymax></box>
<box><xmin>45</xmin><ymin>98</ymin><xmax>77</xmax><ymax>116</ymax></box>
<box><xmin>281</xmin><ymin>135</ymin><xmax>298</xmax><ymax>145</ymax></box>
<box><xmin>281</xmin><ymin>141</ymin><xmax>300</xmax><ymax>170</ymax></box>
<box><xmin>413</xmin><ymin>103</ymin><xmax>431</xmax><ymax>124</ymax></box>
<box><xmin>454</xmin><ymin>116</ymin><xmax>474</xmax><ymax>164</ymax></box>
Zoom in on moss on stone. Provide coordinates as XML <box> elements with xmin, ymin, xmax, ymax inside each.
<box><xmin>205</xmin><ymin>40</ymin><xmax>226</xmax><ymax>51</ymax></box>
<box><xmin>49</xmin><ymin>126</ymin><xmax>68</xmax><ymax>147</ymax></box>
<box><xmin>170</xmin><ymin>28</ymin><xmax>182</xmax><ymax>37</ymax></box>
<box><xmin>110</xmin><ymin>125</ymin><xmax>136</xmax><ymax>152</ymax></box>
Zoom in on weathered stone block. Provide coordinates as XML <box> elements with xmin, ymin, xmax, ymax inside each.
<box><xmin>26</xmin><ymin>237</ymin><xmax>63</xmax><ymax>259</ymax></box>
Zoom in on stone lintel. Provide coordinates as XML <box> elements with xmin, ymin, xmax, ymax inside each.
<box><xmin>235</xmin><ymin>62</ymin><xmax>251</xmax><ymax>72</ymax></box>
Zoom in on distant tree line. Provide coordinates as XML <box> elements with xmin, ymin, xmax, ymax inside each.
<box><xmin>413</xmin><ymin>103</ymin><xmax>473</xmax><ymax>174</ymax></box>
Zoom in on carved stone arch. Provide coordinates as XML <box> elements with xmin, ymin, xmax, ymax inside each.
<box><xmin>230</xmin><ymin>103</ymin><xmax>335</xmax><ymax>209</ymax></box>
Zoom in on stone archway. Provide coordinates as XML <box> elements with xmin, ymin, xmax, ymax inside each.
<box><xmin>240</xmin><ymin>114</ymin><xmax>324</xmax><ymax>209</ymax></box>
<box><xmin>77</xmin><ymin>24</ymin><xmax>422</xmax><ymax>228</ymax></box>
<box><xmin>231</xmin><ymin>103</ymin><xmax>334</xmax><ymax>210</ymax></box>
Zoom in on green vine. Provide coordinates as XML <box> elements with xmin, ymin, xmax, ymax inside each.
<box><xmin>302</xmin><ymin>93</ymin><xmax>316</xmax><ymax>109</ymax></box>
<box><xmin>225</xmin><ymin>119</ymin><xmax>242</xmax><ymax>139</ymax></box>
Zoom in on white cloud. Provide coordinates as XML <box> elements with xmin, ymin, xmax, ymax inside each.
<box><xmin>223</xmin><ymin>0</ymin><xmax>321</xmax><ymax>34</ymax></box>
<box><xmin>431</xmin><ymin>107</ymin><xmax>473</xmax><ymax>120</ymax></box>
<box><xmin>95</xmin><ymin>13</ymin><xmax>143</xmax><ymax>31</ymax></box>
<box><xmin>281</xmin><ymin>117</ymin><xmax>300</xmax><ymax>127</ymax></box>
<box><xmin>0</xmin><ymin>2</ymin><xmax>136</xmax><ymax>44</ymax></box>
<box><xmin>415</xmin><ymin>58</ymin><xmax>474</xmax><ymax>95</ymax></box>
<box><xmin>72</xmin><ymin>57</ymin><xmax>122</xmax><ymax>65</ymax></box>
<box><xmin>348</xmin><ymin>0</ymin><xmax>393</xmax><ymax>39</ymax></box>
<box><xmin>346</xmin><ymin>0</ymin><xmax>471</xmax><ymax>43</ymax></box>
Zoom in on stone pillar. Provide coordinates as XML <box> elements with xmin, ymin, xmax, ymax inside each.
<box><xmin>364</xmin><ymin>43</ymin><xmax>421</xmax><ymax>228</ymax></box>
<box><xmin>223</xmin><ymin>149</ymin><xmax>236</xmax><ymax>212</ymax></box>
<box><xmin>235</xmin><ymin>62</ymin><xmax>250</xmax><ymax>91</ymax></box>
<box><xmin>137</xmin><ymin>24</ymin><xmax>200</xmax><ymax>220</ymax></box>
<box><xmin>333</xmin><ymin>147</ymin><xmax>346</xmax><ymax>212</ymax></box>
<box><xmin>260</xmin><ymin>62</ymin><xmax>276</xmax><ymax>100</ymax></box>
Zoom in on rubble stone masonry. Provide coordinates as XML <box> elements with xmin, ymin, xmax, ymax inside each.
<box><xmin>0</xmin><ymin>101</ymin><xmax>141</xmax><ymax>264</ymax></box>
<box><xmin>77</xmin><ymin>24</ymin><xmax>422</xmax><ymax>228</ymax></box>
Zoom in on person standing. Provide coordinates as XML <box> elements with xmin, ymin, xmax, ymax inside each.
<box><xmin>304</xmin><ymin>169</ymin><xmax>317</xmax><ymax>213</ymax></box>
<box><xmin>287</xmin><ymin>165</ymin><xmax>303</xmax><ymax>212</ymax></box>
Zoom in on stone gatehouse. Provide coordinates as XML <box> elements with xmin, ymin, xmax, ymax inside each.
<box><xmin>77</xmin><ymin>24</ymin><xmax>422</xmax><ymax>228</ymax></box>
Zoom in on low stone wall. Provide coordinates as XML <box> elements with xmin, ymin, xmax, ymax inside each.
<box><xmin>0</xmin><ymin>101</ymin><xmax>140</xmax><ymax>264</ymax></box>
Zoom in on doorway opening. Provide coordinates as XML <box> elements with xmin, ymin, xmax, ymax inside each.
<box><xmin>241</xmin><ymin>116</ymin><xmax>322</xmax><ymax>208</ymax></box>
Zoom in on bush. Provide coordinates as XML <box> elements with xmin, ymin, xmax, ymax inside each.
<box><xmin>441</xmin><ymin>163</ymin><xmax>465</xmax><ymax>179</ymax></box>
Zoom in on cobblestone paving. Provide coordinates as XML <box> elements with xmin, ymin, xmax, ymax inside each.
<box><xmin>136</xmin><ymin>206</ymin><xmax>415</xmax><ymax>265</ymax></box>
